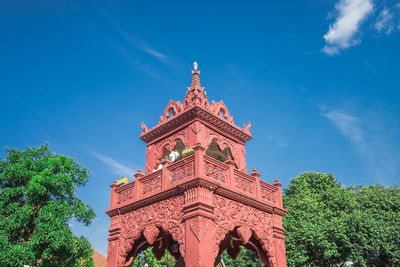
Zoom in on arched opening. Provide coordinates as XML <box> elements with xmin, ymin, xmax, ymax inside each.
<box><xmin>160</xmin><ymin>139</ymin><xmax>185</xmax><ymax>162</ymax></box>
<box><xmin>216</xmin><ymin>227</ymin><xmax>271</xmax><ymax>267</ymax></box>
<box><xmin>124</xmin><ymin>228</ymin><xmax>182</xmax><ymax>267</ymax></box>
<box><xmin>168</xmin><ymin>108</ymin><xmax>175</xmax><ymax>119</ymax></box>
<box><xmin>219</xmin><ymin>109</ymin><xmax>227</xmax><ymax>120</ymax></box>
<box><xmin>206</xmin><ymin>139</ymin><xmax>231</xmax><ymax>162</ymax></box>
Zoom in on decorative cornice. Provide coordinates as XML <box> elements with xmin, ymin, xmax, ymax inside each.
<box><xmin>140</xmin><ymin>106</ymin><xmax>252</xmax><ymax>144</ymax></box>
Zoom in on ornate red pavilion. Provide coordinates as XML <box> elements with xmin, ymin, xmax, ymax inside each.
<box><xmin>106</xmin><ymin>62</ymin><xmax>287</xmax><ymax>267</ymax></box>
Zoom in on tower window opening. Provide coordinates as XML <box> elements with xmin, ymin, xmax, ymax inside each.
<box><xmin>220</xmin><ymin>109</ymin><xmax>227</xmax><ymax>120</ymax></box>
<box><xmin>168</xmin><ymin>108</ymin><xmax>175</xmax><ymax>119</ymax></box>
<box><xmin>206</xmin><ymin>139</ymin><xmax>231</xmax><ymax>162</ymax></box>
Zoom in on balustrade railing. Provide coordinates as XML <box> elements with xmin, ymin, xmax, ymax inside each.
<box><xmin>203</xmin><ymin>155</ymin><xmax>227</xmax><ymax>183</ymax></box>
<box><xmin>115</xmin><ymin>181</ymin><xmax>135</xmax><ymax>204</ymax></box>
<box><xmin>111</xmin><ymin>148</ymin><xmax>282</xmax><ymax>209</ymax></box>
<box><xmin>259</xmin><ymin>180</ymin><xmax>278</xmax><ymax>203</ymax></box>
<box><xmin>167</xmin><ymin>155</ymin><xmax>195</xmax><ymax>184</ymax></box>
<box><xmin>140</xmin><ymin>169</ymin><xmax>162</xmax><ymax>195</ymax></box>
<box><xmin>233</xmin><ymin>169</ymin><xmax>255</xmax><ymax>195</ymax></box>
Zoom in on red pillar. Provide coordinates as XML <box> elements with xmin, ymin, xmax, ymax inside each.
<box><xmin>182</xmin><ymin>187</ymin><xmax>216</xmax><ymax>267</ymax></box>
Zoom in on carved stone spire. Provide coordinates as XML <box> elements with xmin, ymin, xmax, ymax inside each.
<box><xmin>190</xmin><ymin>61</ymin><xmax>201</xmax><ymax>89</ymax></box>
<box><xmin>183</xmin><ymin>61</ymin><xmax>209</xmax><ymax>109</ymax></box>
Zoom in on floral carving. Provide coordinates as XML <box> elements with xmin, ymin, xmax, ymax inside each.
<box><xmin>235</xmin><ymin>174</ymin><xmax>254</xmax><ymax>194</ymax></box>
<box><xmin>205</xmin><ymin>162</ymin><xmax>226</xmax><ymax>182</ymax></box>
<box><xmin>212</xmin><ymin>195</ymin><xmax>276</xmax><ymax>265</ymax></box>
<box><xmin>237</xmin><ymin>226</ymin><xmax>252</xmax><ymax>244</ymax></box>
<box><xmin>210</xmin><ymin>100</ymin><xmax>234</xmax><ymax>124</ymax></box>
<box><xmin>190</xmin><ymin>216</ymin><xmax>209</xmax><ymax>242</ymax></box>
<box><xmin>107</xmin><ymin>240</ymin><xmax>115</xmax><ymax>262</ymax></box>
<box><xmin>260</xmin><ymin>184</ymin><xmax>277</xmax><ymax>203</ymax></box>
<box><xmin>117</xmin><ymin>186</ymin><xmax>134</xmax><ymax>203</ymax></box>
<box><xmin>159</xmin><ymin>100</ymin><xmax>184</xmax><ymax>124</ymax></box>
<box><xmin>142</xmin><ymin>174</ymin><xmax>161</xmax><ymax>194</ymax></box>
<box><xmin>169</xmin><ymin>161</ymin><xmax>194</xmax><ymax>184</ymax></box>
<box><xmin>144</xmin><ymin>225</ymin><xmax>159</xmax><ymax>245</ymax></box>
<box><xmin>118</xmin><ymin>195</ymin><xmax>185</xmax><ymax>265</ymax></box>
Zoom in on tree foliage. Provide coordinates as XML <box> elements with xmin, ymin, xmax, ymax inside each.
<box><xmin>0</xmin><ymin>144</ymin><xmax>96</xmax><ymax>266</ymax></box>
<box><xmin>221</xmin><ymin>247</ymin><xmax>262</xmax><ymax>267</ymax></box>
<box><xmin>132</xmin><ymin>247</ymin><xmax>176</xmax><ymax>267</ymax></box>
<box><xmin>283</xmin><ymin>172</ymin><xmax>400</xmax><ymax>267</ymax></box>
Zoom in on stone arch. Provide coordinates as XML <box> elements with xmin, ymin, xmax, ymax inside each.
<box><xmin>215</xmin><ymin>226</ymin><xmax>274</xmax><ymax>266</ymax></box>
<box><xmin>122</xmin><ymin>223</ymin><xmax>184</xmax><ymax>266</ymax></box>
<box><xmin>212</xmin><ymin>195</ymin><xmax>277</xmax><ymax>267</ymax></box>
<box><xmin>154</xmin><ymin>128</ymin><xmax>189</xmax><ymax>163</ymax></box>
<box><xmin>210</xmin><ymin>101</ymin><xmax>234</xmax><ymax>124</ymax></box>
<box><xmin>117</xmin><ymin>195</ymin><xmax>186</xmax><ymax>266</ymax></box>
<box><xmin>159</xmin><ymin>100</ymin><xmax>183</xmax><ymax>123</ymax></box>
<box><xmin>206</xmin><ymin>138</ymin><xmax>233</xmax><ymax>163</ymax></box>
<box><xmin>159</xmin><ymin>138</ymin><xmax>186</xmax><ymax>162</ymax></box>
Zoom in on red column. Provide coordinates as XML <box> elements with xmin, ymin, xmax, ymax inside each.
<box><xmin>182</xmin><ymin>187</ymin><xmax>216</xmax><ymax>267</ymax></box>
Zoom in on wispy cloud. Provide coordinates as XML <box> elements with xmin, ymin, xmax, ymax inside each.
<box><xmin>374</xmin><ymin>7</ymin><xmax>394</xmax><ymax>34</ymax></box>
<box><xmin>322</xmin><ymin>107</ymin><xmax>400</xmax><ymax>184</ymax></box>
<box><xmin>266</xmin><ymin>134</ymin><xmax>289</xmax><ymax>148</ymax></box>
<box><xmin>90</xmin><ymin>2</ymin><xmax>178</xmax><ymax>77</ymax></box>
<box><xmin>323</xmin><ymin>110</ymin><xmax>363</xmax><ymax>143</ymax></box>
<box><xmin>117</xmin><ymin>31</ymin><xmax>167</xmax><ymax>60</ymax></box>
<box><xmin>322</xmin><ymin>0</ymin><xmax>373</xmax><ymax>55</ymax></box>
<box><xmin>88</xmin><ymin>148</ymin><xmax>135</xmax><ymax>177</ymax></box>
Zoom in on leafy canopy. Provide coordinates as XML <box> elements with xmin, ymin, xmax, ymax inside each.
<box><xmin>283</xmin><ymin>172</ymin><xmax>400</xmax><ymax>267</ymax></box>
<box><xmin>0</xmin><ymin>144</ymin><xmax>96</xmax><ymax>266</ymax></box>
<box><xmin>132</xmin><ymin>247</ymin><xmax>176</xmax><ymax>267</ymax></box>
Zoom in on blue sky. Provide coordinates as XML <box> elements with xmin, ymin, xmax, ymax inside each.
<box><xmin>1</xmin><ymin>0</ymin><xmax>400</xmax><ymax>256</ymax></box>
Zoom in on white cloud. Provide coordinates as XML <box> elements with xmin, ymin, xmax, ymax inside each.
<box><xmin>323</xmin><ymin>110</ymin><xmax>364</xmax><ymax>143</ymax></box>
<box><xmin>88</xmin><ymin>148</ymin><xmax>135</xmax><ymax>177</ymax></box>
<box><xmin>322</xmin><ymin>0</ymin><xmax>373</xmax><ymax>55</ymax></box>
<box><xmin>322</xmin><ymin>107</ymin><xmax>400</xmax><ymax>184</ymax></box>
<box><xmin>375</xmin><ymin>8</ymin><xmax>394</xmax><ymax>34</ymax></box>
<box><xmin>119</xmin><ymin>32</ymin><xmax>167</xmax><ymax>60</ymax></box>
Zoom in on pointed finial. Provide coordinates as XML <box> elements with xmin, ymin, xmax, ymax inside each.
<box><xmin>190</xmin><ymin>61</ymin><xmax>201</xmax><ymax>89</ymax></box>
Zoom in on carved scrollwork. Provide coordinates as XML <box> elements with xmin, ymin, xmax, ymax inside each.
<box><xmin>260</xmin><ymin>184</ymin><xmax>277</xmax><ymax>203</ymax></box>
<box><xmin>159</xmin><ymin>100</ymin><xmax>184</xmax><ymax>124</ymax></box>
<box><xmin>118</xmin><ymin>195</ymin><xmax>185</xmax><ymax>265</ymax></box>
<box><xmin>210</xmin><ymin>100</ymin><xmax>234</xmax><ymax>124</ymax></box>
<box><xmin>205</xmin><ymin>162</ymin><xmax>226</xmax><ymax>183</ymax></box>
<box><xmin>212</xmin><ymin>195</ymin><xmax>276</xmax><ymax>265</ymax></box>
<box><xmin>169</xmin><ymin>161</ymin><xmax>194</xmax><ymax>184</ymax></box>
<box><xmin>117</xmin><ymin>187</ymin><xmax>134</xmax><ymax>204</ymax></box>
<box><xmin>234</xmin><ymin>174</ymin><xmax>254</xmax><ymax>194</ymax></box>
<box><xmin>142</xmin><ymin>174</ymin><xmax>162</xmax><ymax>194</ymax></box>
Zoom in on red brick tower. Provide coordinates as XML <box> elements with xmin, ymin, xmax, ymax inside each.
<box><xmin>106</xmin><ymin>62</ymin><xmax>287</xmax><ymax>267</ymax></box>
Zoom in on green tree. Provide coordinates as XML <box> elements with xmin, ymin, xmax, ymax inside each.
<box><xmin>0</xmin><ymin>144</ymin><xmax>96</xmax><ymax>266</ymax></box>
<box><xmin>221</xmin><ymin>247</ymin><xmax>262</xmax><ymax>267</ymax></box>
<box><xmin>132</xmin><ymin>247</ymin><xmax>176</xmax><ymax>267</ymax></box>
<box><xmin>283</xmin><ymin>172</ymin><xmax>400</xmax><ymax>267</ymax></box>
